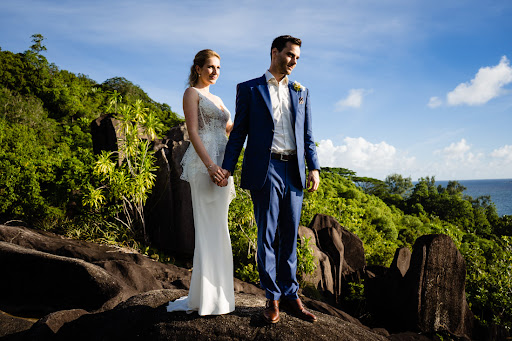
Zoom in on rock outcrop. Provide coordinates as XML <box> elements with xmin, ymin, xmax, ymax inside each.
<box><xmin>0</xmin><ymin>241</ymin><xmax>123</xmax><ymax>317</ymax></box>
<box><xmin>365</xmin><ymin>235</ymin><xmax>476</xmax><ymax>339</ymax></box>
<box><xmin>91</xmin><ymin>118</ymin><xmax>195</xmax><ymax>258</ymax></box>
<box><xmin>0</xmin><ymin>224</ymin><xmax>191</xmax><ymax>320</ymax></box>
<box><xmin>0</xmin><ymin>224</ymin><xmax>393</xmax><ymax>340</ymax></box>
<box><xmin>90</xmin><ymin>114</ymin><xmax>119</xmax><ymax>156</ymax></box>
<box><xmin>365</xmin><ymin>247</ymin><xmax>411</xmax><ymax>332</ymax></box>
<box><xmin>4</xmin><ymin>289</ymin><xmax>389</xmax><ymax>341</ymax></box>
<box><xmin>145</xmin><ymin>123</ymin><xmax>195</xmax><ymax>257</ymax></box>
<box><xmin>300</xmin><ymin>214</ymin><xmax>366</xmax><ymax>304</ymax></box>
<box><xmin>300</xmin><ymin>216</ymin><xmax>482</xmax><ymax>340</ymax></box>
<box><xmin>297</xmin><ymin>226</ymin><xmax>334</xmax><ymax>300</ymax></box>
<box><xmin>390</xmin><ymin>247</ymin><xmax>411</xmax><ymax>278</ymax></box>
<box><xmin>403</xmin><ymin>234</ymin><xmax>474</xmax><ymax>338</ymax></box>
<box><xmin>2</xmin><ymin>222</ymin><xmax>501</xmax><ymax>340</ymax></box>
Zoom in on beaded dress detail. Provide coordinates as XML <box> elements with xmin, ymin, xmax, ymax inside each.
<box><xmin>180</xmin><ymin>89</ymin><xmax>231</xmax><ymax>183</ymax></box>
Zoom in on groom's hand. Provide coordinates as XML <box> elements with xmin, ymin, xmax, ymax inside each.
<box><xmin>221</xmin><ymin>169</ymin><xmax>231</xmax><ymax>179</ymax></box>
<box><xmin>216</xmin><ymin>178</ymin><xmax>228</xmax><ymax>187</ymax></box>
<box><xmin>307</xmin><ymin>169</ymin><xmax>320</xmax><ymax>192</ymax></box>
<box><xmin>215</xmin><ymin>168</ymin><xmax>231</xmax><ymax>187</ymax></box>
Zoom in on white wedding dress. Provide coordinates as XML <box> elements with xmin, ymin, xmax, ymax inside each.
<box><xmin>166</xmin><ymin>88</ymin><xmax>235</xmax><ymax>315</ymax></box>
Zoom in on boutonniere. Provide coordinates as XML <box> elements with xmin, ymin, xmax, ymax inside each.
<box><xmin>293</xmin><ymin>81</ymin><xmax>305</xmax><ymax>92</ymax></box>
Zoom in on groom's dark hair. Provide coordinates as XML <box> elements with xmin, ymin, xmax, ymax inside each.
<box><xmin>270</xmin><ymin>35</ymin><xmax>302</xmax><ymax>58</ymax></box>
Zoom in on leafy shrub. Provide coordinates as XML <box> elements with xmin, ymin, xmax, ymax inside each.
<box><xmin>297</xmin><ymin>235</ymin><xmax>317</xmax><ymax>281</ymax></box>
<box><xmin>83</xmin><ymin>98</ymin><xmax>161</xmax><ymax>242</ymax></box>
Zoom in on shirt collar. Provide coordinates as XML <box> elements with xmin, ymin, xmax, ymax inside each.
<box><xmin>265</xmin><ymin>70</ymin><xmax>288</xmax><ymax>86</ymax></box>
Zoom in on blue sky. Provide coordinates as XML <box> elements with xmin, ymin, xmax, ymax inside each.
<box><xmin>1</xmin><ymin>0</ymin><xmax>511</xmax><ymax>180</ymax></box>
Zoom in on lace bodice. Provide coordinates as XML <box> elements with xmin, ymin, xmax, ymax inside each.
<box><xmin>195</xmin><ymin>90</ymin><xmax>230</xmax><ymax>135</ymax></box>
<box><xmin>180</xmin><ymin>88</ymin><xmax>231</xmax><ymax>183</ymax></box>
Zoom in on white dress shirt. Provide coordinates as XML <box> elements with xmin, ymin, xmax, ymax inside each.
<box><xmin>265</xmin><ymin>70</ymin><xmax>297</xmax><ymax>155</ymax></box>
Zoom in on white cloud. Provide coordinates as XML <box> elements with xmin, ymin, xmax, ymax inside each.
<box><xmin>446</xmin><ymin>56</ymin><xmax>512</xmax><ymax>106</ymax></box>
<box><xmin>487</xmin><ymin>145</ymin><xmax>512</xmax><ymax>178</ymax></box>
<box><xmin>317</xmin><ymin>137</ymin><xmax>415</xmax><ymax>179</ymax></box>
<box><xmin>427</xmin><ymin>139</ymin><xmax>490</xmax><ymax>179</ymax></box>
<box><xmin>437</xmin><ymin>140</ymin><xmax>512</xmax><ymax>180</ymax></box>
<box><xmin>491</xmin><ymin>145</ymin><xmax>512</xmax><ymax>163</ymax></box>
<box><xmin>316</xmin><ymin>137</ymin><xmax>512</xmax><ymax>181</ymax></box>
<box><xmin>336</xmin><ymin>89</ymin><xmax>372</xmax><ymax>110</ymax></box>
<box><xmin>437</xmin><ymin>139</ymin><xmax>472</xmax><ymax>161</ymax></box>
<box><xmin>428</xmin><ymin>96</ymin><xmax>442</xmax><ymax>108</ymax></box>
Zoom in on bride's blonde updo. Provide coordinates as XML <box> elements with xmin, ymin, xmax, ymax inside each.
<box><xmin>188</xmin><ymin>49</ymin><xmax>221</xmax><ymax>87</ymax></box>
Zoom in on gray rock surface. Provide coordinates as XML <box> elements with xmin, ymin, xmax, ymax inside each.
<box><xmin>365</xmin><ymin>248</ymin><xmax>411</xmax><ymax>332</ymax></box>
<box><xmin>298</xmin><ymin>226</ymin><xmax>334</xmax><ymax>300</ymax></box>
<box><xmin>0</xmin><ymin>224</ymin><xmax>192</xmax><ymax>297</ymax></box>
<box><xmin>0</xmin><ymin>241</ymin><xmax>123</xmax><ymax>317</ymax></box>
<box><xmin>11</xmin><ymin>289</ymin><xmax>389</xmax><ymax>341</ymax></box>
<box><xmin>404</xmin><ymin>234</ymin><xmax>474</xmax><ymax>339</ymax></box>
<box><xmin>90</xmin><ymin>114</ymin><xmax>119</xmax><ymax>156</ymax></box>
<box><xmin>390</xmin><ymin>247</ymin><xmax>411</xmax><ymax>278</ymax></box>
<box><xmin>0</xmin><ymin>311</ymin><xmax>34</xmax><ymax>338</ymax></box>
<box><xmin>304</xmin><ymin>214</ymin><xmax>366</xmax><ymax>304</ymax></box>
<box><xmin>3</xmin><ymin>224</ymin><xmax>485</xmax><ymax>340</ymax></box>
<box><xmin>145</xmin><ymin>123</ymin><xmax>195</xmax><ymax>257</ymax></box>
<box><xmin>306</xmin><ymin>214</ymin><xmax>346</xmax><ymax>303</ymax></box>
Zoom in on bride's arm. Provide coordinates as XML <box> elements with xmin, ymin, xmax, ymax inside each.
<box><xmin>183</xmin><ymin>88</ymin><xmax>225</xmax><ymax>181</ymax></box>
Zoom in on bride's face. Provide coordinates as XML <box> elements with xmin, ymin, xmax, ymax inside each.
<box><xmin>196</xmin><ymin>57</ymin><xmax>221</xmax><ymax>86</ymax></box>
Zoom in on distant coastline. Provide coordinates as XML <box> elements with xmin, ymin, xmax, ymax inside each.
<box><xmin>434</xmin><ymin>178</ymin><xmax>512</xmax><ymax>216</ymax></box>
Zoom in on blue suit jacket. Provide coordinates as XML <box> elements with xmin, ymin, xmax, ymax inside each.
<box><xmin>222</xmin><ymin>75</ymin><xmax>320</xmax><ymax>190</ymax></box>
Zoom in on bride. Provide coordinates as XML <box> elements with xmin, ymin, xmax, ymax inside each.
<box><xmin>166</xmin><ymin>49</ymin><xmax>235</xmax><ymax>315</ymax></box>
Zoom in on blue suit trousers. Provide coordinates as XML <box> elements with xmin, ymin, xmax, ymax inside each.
<box><xmin>250</xmin><ymin>158</ymin><xmax>304</xmax><ymax>300</ymax></box>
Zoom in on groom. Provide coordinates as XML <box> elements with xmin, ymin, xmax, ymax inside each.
<box><xmin>222</xmin><ymin>35</ymin><xmax>320</xmax><ymax>324</ymax></box>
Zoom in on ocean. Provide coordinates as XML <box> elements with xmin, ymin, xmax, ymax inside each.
<box><xmin>435</xmin><ymin>179</ymin><xmax>512</xmax><ymax>217</ymax></box>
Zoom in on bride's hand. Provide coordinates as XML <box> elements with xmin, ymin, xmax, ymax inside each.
<box><xmin>207</xmin><ymin>164</ymin><xmax>225</xmax><ymax>183</ymax></box>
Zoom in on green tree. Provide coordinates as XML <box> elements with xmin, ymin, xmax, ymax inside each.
<box><xmin>353</xmin><ymin>176</ymin><xmax>387</xmax><ymax>197</ymax></box>
<box><xmin>321</xmin><ymin>167</ymin><xmax>357</xmax><ymax>178</ymax></box>
<box><xmin>101</xmin><ymin>77</ymin><xmax>182</xmax><ymax>134</ymax></box>
<box><xmin>461</xmin><ymin>235</ymin><xmax>512</xmax><ymax>327</ymax></box>
<box><xmin>29</xmin><ymin>34</ymin><xmax>47</xmax><ymax>53</ymax></box>
<box><xmin>385</xmin><ymin>173</ymin><xmax>413</xmax><ymax>198</ymax></box>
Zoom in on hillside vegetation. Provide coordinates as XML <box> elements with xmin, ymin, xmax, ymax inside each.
<box><xmin>1</xmin><ymin>35</ymin><xmax>510</xmax><ymax>329</ymax></box>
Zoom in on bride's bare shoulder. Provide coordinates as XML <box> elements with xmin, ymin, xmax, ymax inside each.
<box><xmin>183</xmin><ymin>87</ymin><xmax>199</xmax><ymax>100</ymax></box>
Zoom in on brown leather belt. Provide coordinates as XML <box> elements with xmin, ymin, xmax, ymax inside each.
<box><xmin>271</xmin><ymin>153</ymin><xmax>297</xmax><ymax>161</ymax></box>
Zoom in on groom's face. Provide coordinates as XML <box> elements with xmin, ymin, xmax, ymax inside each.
<box><xmin>273</xmin><ymin>42</ymin><xmax>300</xmax><ymax>76</ymax></box>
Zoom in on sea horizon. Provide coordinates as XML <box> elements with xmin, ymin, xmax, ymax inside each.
<box><xmin>425</xmin><ymin>178</ymin><xmax>512</xmax><ymax>217</ymax></box>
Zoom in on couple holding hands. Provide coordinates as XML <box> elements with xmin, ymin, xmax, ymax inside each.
<box><xmin>167</xmin><ymin>35</ymin><xmax>320</xmax><ymax>324</ymax></box>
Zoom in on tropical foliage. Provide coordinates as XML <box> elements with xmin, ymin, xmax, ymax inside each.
<box><xmin>84</xmin><ymin>96</ymin><xmax>164</xmax><ymax>243</ymax></box>
<box><xmin>0</xmin><ymin>35</ymin><xmax>180</xmax><ymax>246</ymax></box>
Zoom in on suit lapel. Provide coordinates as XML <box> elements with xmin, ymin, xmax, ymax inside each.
<box><xmin>256</xmin><ymin>76</ymin><xmax>273</xmax><ymax>120</ymax></box>
<box><xmin>288</xmin><ymin>82</ymin><xmax>298</xmax><ymax>125</ymax></box>
<box><xmin>257</xmin><ymin>76</ymin><xmax>300</xmax><ymax>125</ymax></box>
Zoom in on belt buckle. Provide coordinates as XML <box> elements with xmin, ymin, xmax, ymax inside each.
<box><xmin>280</xmin><ymin>153</ymin><xmax>288</xmax><ymax>161</ymax></box>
